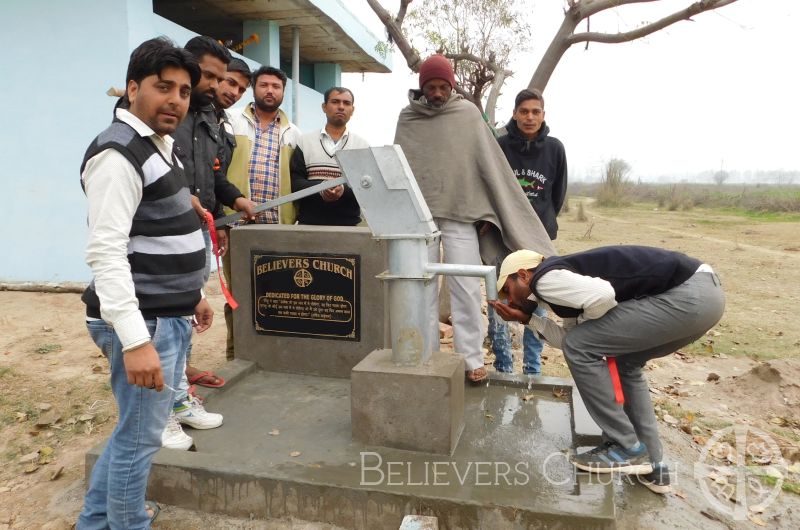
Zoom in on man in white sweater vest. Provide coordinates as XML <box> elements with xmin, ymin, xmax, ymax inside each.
<box><xmin>290</xmin><ymin>87</ymin><xmax>369</xmax><ymax>226</ymax></box>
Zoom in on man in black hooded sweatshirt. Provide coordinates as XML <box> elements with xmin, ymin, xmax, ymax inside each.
<box><xmin>487</xmin><ymin>88</ymin><xmax>568</xmax><ymax>376</ymax></box>
<box><xmin>499</xmin><ymin>88</ymin><xmax>567</xmax><ymax>239</ymax></box>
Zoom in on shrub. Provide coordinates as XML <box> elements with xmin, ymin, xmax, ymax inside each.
<box><xmin>596</xmin><ymin>158</ymin><xmax>631</xmax><ymax>207</ymax></box>
<box><xmin>576</xmin><ymin>201</ymin><xmax>587</xmax><ymax>222</ymax></box>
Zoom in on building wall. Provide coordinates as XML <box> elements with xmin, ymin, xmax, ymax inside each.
<box><xmin>0</xmin><ymin>0</ymin><xmax>326</xmax><ymax>283</ymax></box>
<box><xmin>0</xmin><ymin>0</ymin><xmax>134</xmax><ymax>283</ymax></box>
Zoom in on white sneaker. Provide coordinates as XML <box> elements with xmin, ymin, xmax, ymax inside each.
<box><xmin>174</xmin><ymin>396</ymin><xmax>223</xmax><ymax>429</ymax></box>
<box><xmin>161</xmin><ymin>412</ymin><xmax>193</xmax><ymax>450</ymax></box>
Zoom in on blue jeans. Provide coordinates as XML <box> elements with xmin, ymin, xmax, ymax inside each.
<box><xmin>174</xmin><ymin>340</ymin><xmax>193</xmax><ymax>405</ymax></box>
<box><xmin>77</xmin><ymin>317</ymin><xmax>191</xmax><ymax>530</ymax></box>
<box><xmin>171</xmin><ymin>229</ymin><xmax>212</xmax><ymax>404</ymax></box>
<box><xmin>487</xmin><ymin>305</ymin><xmax>545</xmax><ymax>374</ymax></box>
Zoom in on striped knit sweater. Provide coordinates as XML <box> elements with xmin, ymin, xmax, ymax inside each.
<box><xmin>80</xmin><ymin>119</ymin><xmax>205</xmax><ymax>319</ymax></box>
<box><xmin>290</xmin><ymin>129</ymin><xmax>370</xmax><ymax>226</ymax></box>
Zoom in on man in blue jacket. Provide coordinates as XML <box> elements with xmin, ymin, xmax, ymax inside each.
<box><xmin>488</xmin><ymin>89</ymin><xmax>567</xmax><ymax>375</ymax></box>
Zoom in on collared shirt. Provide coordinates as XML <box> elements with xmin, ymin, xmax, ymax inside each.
<box><xmin>82</xmin><ymin>109</ymin><xmax>177</xmax><ymax>350</ymax></box>
<box><xmin>245</xmin><ymin>103</ymin><xmax>281</xmax><ymax>224</ymax></box>
<box><xmin>320</xmin><ymin>128</ymin><xmax>350</xmax><ymax>155</ymax></box>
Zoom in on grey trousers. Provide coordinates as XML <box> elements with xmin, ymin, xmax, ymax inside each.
<box><xmin>562</xmin><ymin>271</ymin><xmax>725</xmax><ymax>462</ymax></box>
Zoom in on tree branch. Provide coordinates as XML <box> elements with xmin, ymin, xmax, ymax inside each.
<box><xmin>453</xmin><ymin>85</ymin><xmax>477</xmax><ymax>106</ymax></box>
<box><xmin>444</xmin><ymin>51</ymin><xmax>511</xmax><ymax>77</ymax></box>
<box><xmin>365</xmin><ymin>0</ymin><xmax>421</xmax><ymax>71</ymax></box>
<box><xmin>529</xmin><ymin>0</ymin><xmax>739</xmax><ymax>91</ymax></box>
<box><xmin>578</xmin><ymin>0</ymin><xmax>662</xmax><ymax>19</ymax></box>
<box><xmin>567</xmin><ymin>0</ymin><xmax>738</xmax><ymax>45</ymax></box>
<box><xmin>396</xmin><ymin>0</ymin><xmax>412</xmax><ymax>26</ymax></box>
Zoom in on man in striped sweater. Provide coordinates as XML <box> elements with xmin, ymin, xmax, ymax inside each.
<box><xmin>77</xmin><ymin>38</ymin><xmax>212</xmax><ymax>529</ymax></box>
<box><xmin>290</xmin><ymin>86</ymin><xmax>369</xmax><ymax>226</ymax></box>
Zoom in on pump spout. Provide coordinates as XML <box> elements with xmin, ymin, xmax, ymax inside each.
<box><xmin>424</xmin><ymin>263</ymin><xmax>498</xmax><ymax>301</ymax></box>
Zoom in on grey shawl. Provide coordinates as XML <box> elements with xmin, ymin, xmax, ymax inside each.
<box><xmin>394</xmin><ymin>90</ymin><xmax>556</xmax><ymax>265</ymax></box>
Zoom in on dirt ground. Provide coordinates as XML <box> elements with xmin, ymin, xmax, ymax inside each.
<box><xmin>1</xmin><ymin>199</ymin><xmax>799</xmax><ymax>529</ymax></box>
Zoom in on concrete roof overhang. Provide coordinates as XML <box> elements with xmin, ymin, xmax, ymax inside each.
<box><xmin>154</xmin><ymin>0</ymin><xmax>391</xmax><ymax>73</ymax></box>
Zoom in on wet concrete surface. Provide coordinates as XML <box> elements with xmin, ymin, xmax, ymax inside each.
<box><xmin>87</xmin><ymin>367</ymin><xmax>616</xmax><ymax>528</ymax></box>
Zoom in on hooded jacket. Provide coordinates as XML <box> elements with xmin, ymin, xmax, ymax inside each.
<box><xmin>497</xmin><ymin>119</ymin><xmax>567</xmax><ymax>240</ymax></box>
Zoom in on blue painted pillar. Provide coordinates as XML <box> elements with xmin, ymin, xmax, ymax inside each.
<box><xmin>243</xmin><ymin>20</ymin><xmax>280</xmax><ymax>67</ymax></box>
<box><xmin>314</xmin><ymin>63</ymin><xmax>342</xmax><ymax>93</ymax></box>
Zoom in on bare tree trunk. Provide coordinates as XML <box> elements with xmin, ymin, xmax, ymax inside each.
<box><xmin>485</xmin><ymin>68</ymin><xmax>507</xmax><ymax>126</ymax></box>
<box><xmin>528</xmin><ymin>9</ymin><xmax>581</xmax><ymax>91</ymax></box>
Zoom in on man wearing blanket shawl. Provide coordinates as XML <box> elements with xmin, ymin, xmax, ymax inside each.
<box><xmin>393</xmin><ymin>54</ymin><xmax>556</xmax><ymax>385</ymax></box>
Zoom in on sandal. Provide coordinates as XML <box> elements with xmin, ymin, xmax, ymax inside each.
<box><xmin>187</xmin><ymin>369</ymin><xmax>226</xmax><ymax>388</ymax></box>
<box><xmin>466</xmin><ymin>366</ymin><xmax>488</xmax><ymax>385</ymax></box>
<box><xmin>187</xmin><ymin>384</ymin><xmax>203</xmax><ymax>402</ymax></box>
<box><xmin>145</xmin><ymin>500</ymin><xmax>160</xmax><ymax>524</ymax></box>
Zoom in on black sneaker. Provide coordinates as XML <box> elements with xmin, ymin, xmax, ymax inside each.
<box><xmin>570</xmin><ymin>442</ymin><xmax>653</xmax><ymax>474</ymax></box>
<box><xmin>638</xmin><ymin>462</ymin><xmax>672</xmax><ymax>494</ymax></box>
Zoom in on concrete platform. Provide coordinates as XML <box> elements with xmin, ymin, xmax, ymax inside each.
<box><xmin>87</xmin><ymin>364</ymin><xmax>612</xmax><ymax>529</ymax></box>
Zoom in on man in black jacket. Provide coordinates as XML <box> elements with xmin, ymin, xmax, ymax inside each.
<box><xmin>488</xmin><ymin>89</ymin><xmax>568</xmax><ymax>375</ymax></box>
<box><xmin>175</xmin><ymin>36</ymin><xmax>254</xmax><ymax>248</ymax></box>
<box><xmin>491</xmin><ymin>246</ymin><xmax>725</xmax><ymax>494</ymax></box>
<box><xmin>167</xmin><ymin>37</ymin><xmax>254</xmax><ymax>446</ymax></box>
<box><xmin>214</xmin><ymin>57</ymin><xmax>251</xmax><ymax>179</ymax></box>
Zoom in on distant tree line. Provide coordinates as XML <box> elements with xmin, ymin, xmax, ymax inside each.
<box><xmin>699</xmin><ymin>169</ymin><xmax>798</xmax><ymax>186</ymax></box>
<box><xmin>570</xmin><ymin>163</ymin><xmax>800</xmax><ymax>213</ymax></box>
<box><xmin>573</xmin><ymin>168</ymin><xmax>800</xmax><ymax>185</ymax></box>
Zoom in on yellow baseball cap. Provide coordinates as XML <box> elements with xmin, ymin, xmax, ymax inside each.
<box><xmin>497</xmin><ymin>250</ymin><xmax>545</xmax><ymax>294</ymax></box>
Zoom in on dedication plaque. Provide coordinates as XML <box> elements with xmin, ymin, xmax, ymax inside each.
<box><xmin>252</xmin><ymin>251</ymin><xmax>360</xmax><ymax>341</ymax></box>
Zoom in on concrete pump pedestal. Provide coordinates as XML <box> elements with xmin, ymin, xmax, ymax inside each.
<box><xmin>86</xmin><ymin>365</ymin><xmax>612</xmax><ymax>529</ymax></box>
<box><xmin>83</xmin><ymin>146</ymin><xmax>615</xmax><ymax>528</ymax></box>
<box><xmin>351</xmin><ymin>348</ymin><xmax>465</xmax><ymax>455</ymax></box>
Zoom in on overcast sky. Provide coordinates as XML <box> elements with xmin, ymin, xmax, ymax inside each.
<box><xmin>341</xmin><ymin>0</ymin><xmax>800</xmax><ymax>181</ymax></box>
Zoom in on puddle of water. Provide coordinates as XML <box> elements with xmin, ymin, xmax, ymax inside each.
<box><xmin>501</xmin><ymin>394</ymin><xmax>522</xmax><ymax>425</ymax></box>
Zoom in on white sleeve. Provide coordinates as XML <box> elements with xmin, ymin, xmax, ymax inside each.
<box><xmin>526</xmin><ymin>314</ymin><xmax>566</xmax><ymax>350</ymax></box>
<box><xmin>536</xmin><ymin>269</ymin><xmax>617</xmax><ymax>321</ymax></box>
<box><xmin>82</xmin><ymin>150</ymin><xmax>151</xmax><ymax>351</ymax></box>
